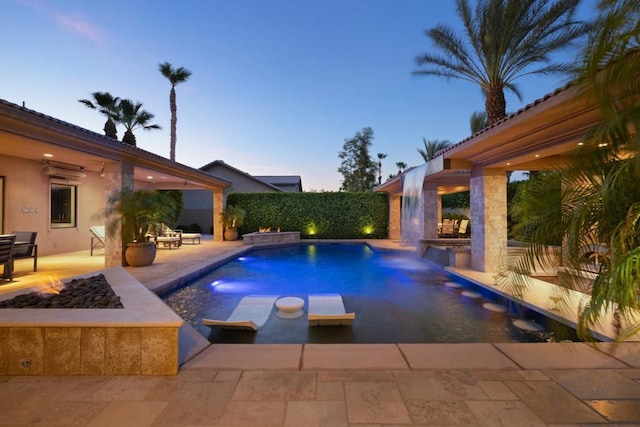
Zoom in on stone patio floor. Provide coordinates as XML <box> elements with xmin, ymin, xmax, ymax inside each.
<box><xmin>1</xmin><ymin>237</ymin><xmax>639</xmax><ymax>426</ymax></box>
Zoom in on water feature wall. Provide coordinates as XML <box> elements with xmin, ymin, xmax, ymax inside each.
<box><xmin>400</xmin><ymin>164</ymin><xmax>427</xmax><ymax>244</ymax></box>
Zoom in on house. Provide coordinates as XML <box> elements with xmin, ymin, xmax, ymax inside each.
<box><xmin>253</xmin><ymin>175</ymin><xmax>303</xmax><ymax>192</ymax></box>
<box><xmin>179</xmin><ymin>160</ymin><xmax>302</xmax><ymax>233</ymax></box>
<box><xmin>0</xmin><ymin>99</ymin><xmax>230</xmax><ymax>267</ymax></box>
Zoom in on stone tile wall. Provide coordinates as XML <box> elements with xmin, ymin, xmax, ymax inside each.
<box><xmin>0</xmin><ymin>326</ymin><xmax>178</xmax><ymax>375</ymax></box>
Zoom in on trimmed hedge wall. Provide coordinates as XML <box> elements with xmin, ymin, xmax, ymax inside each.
<box><xmin>227</xmin><ymin>192</ymin><xmax>389</xmax><ymax>239</ymax></box>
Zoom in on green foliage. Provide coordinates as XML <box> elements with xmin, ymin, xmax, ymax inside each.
<box><xmin>106</xmin><ymin>189</ymin><xmax>178</xmax><ymax>243</ymax></box>
<box><xmin>163</xmin><ymin>190</ymin><xmax>183</xmax><ymax>226</ymax></box>
<box><xmin>442</xmin><ymin>191</ymin><xmax>470</xmax><ymax>209</ymax></box>
<box><xmin>176</xmin><ymin>223</ymin><xmax>202</xmax><ymax>233</ymax></box>
<box><xmin>227</xmin><ymin>192</ymin><xmax>389</xmax><ymax>239</ymax></box>
<box><xmin>417</xmin><ymin>139</ymin><xmax>451</xmax><ymax>162</ymax></box>
<box><xmin>337</xmin><ymin>127</ymin><xmax>378</xmax><ymax>191</ymax></box>
<box><xmin>221</xmin><ymin>205</ymin><xmax>246</xmax><ymax>229</ymax></box>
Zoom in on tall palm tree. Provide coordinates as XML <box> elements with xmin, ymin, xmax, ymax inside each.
<box><xmin>78</xmin><ymin>92</ymin><xmax>121</xmax><ymax>139</ymax></box>
<box><xmin>507</xmin><ymin>0</ymin><xmax>640</xmax><ymax>340</ymax></box>
<box><xmin>118</xmin><ymin>99</ymin><xmax>161</xmax><ymax>146</ymax></box>
<box><xmin>414</xmin><ymin>0</ymin><xmax>589</xmax><ymax>124</ymax></box>
<box><xmin>159</xmin><ymin>61</ymin><xmax>192</xmax><ymax>161</ymax></box>
<box><xmin>396</xmin><ymin>161</ymin><xmax>407</xmax><ymax>174</ymax></box>
<box><xmin>418</xmin><ymin>138</ymin><xmax>451</xmax><ymax>162</ymax></box>
<box><xmin>376</xmin><ymin>152</ymin><xmax>387</xmax><ymax>185</ymax></box>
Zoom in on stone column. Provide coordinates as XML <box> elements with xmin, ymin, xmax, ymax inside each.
<box><xmin>213</xmin><ymin>190</ymin><xmax>224</xmax><ymax>241</ymax></box>
<box><xmin>104</xmin><ymin>161</ymin><xmax>134</xmax><ymax>267</ymax></box>
<box><xmin>421</xmin><ymin>182</ymin><xmax>439</xmax><ymax>239</ymax></box>
<box><xmin>388</xmin><ymin>195</ymin><xmax>401</xmax><ymax>240</ymax></box>
<box><xmin>470</xmin><ymin>165</ymin><xmax>507</xmax><ymax>272</ymax></box>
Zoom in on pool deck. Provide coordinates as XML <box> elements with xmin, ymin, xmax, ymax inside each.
<box><xmin>1</xmin><ymin>237</ymin><xmax>640</xmax><ymax>425</ymax></box>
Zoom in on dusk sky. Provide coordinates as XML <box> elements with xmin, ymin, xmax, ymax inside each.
<box><xmin>3</xmin><ymin>0</ymin><xmax>597</xmax><ymax>191</ymax></box>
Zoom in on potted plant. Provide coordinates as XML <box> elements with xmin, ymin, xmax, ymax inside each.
<box><xmin>107</xmin><ymin>188</ymin><xmax>178</xmax><ymax>266</ymax></box>
<box><xmin>221</xmin><ymin>204</ymin><xmax>246</xmax><ymax>241</ymax></box>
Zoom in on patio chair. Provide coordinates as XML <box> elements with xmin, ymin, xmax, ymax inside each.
<box><xmin>149</xmin><ymin>225</ymin><xmax>181</xmax><ymax>249</ymax></box>
<box><xmin>457</xmin><ymin>219</ymin><xmax>469</xmax><ymax>237</ymax></box>
<box><xmin>308</xmin><ymin>294</ymin><xmax>355</xmax><ymax>326</ymax></box>
<box><xmin>90</xmin><ymin>226</ymin><xmax>106</xmax><ymax>256</ymax></box>
<box><xmin>11</xmin><ymin>231</ymin><xmax>38</xmax><ymax>272</ymax></box>
<box><xmin>0</xmin><ymin>234</ymin><xmax>16</xmax><ymax>281</ymax></box>
<box><xmin>439</xmin><ymin>219</ymin><xmax>455</xmax><ymax>237</ymax></box>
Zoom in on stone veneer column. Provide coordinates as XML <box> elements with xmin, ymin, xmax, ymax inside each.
<box><xmin>421</xmin><ymin>182</ymin><xmax>439</xmax><ymax>239</ymax></box>
<box><xmin>213</xmin><ymin>190</ymin><xmax>224</xmax><ymax>241</ymax></box>
<box><xmin>470</xmin><ymin>165</ymin><xmax>507</xmax><ymax>272</ymax></box>
<box><xmin>388</xmin><ymin>195</ymin><xmax>401</xmax><ymax>240</ymax></box>
<box><xmin>104</xmin><ymin>161</ymin><xmax>134</xmax><ymax>267</ymax></box>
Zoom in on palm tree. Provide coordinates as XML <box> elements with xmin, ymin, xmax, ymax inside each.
<box><xmin>118</xmin><ymin>99</ymin><xmax>161</xmax><ymax>146</ymax></box>
<box><xmin>376</xmin><ymin>153</ymin><xmax>387</xmax><ymax>185</ymax></box>
<box><xmin>470</xmin><ymin>111</ymin><xmax>488</xmax><ymax>134</ymax></box>
<box><xmin>78</xmin><ymin>92</ymin><xmax>121</xmax><ymax>139</ymax></box>
<box><xmin>507</xmin><ymin>0</ymin><xmax>640</xmax><ymax>340</ymax></box>
<box><xmin>414</xmin><ymin>0</ymin><xmax>589</xmax><ymax>124</ymax></box>
<box><xmin>418</xmin><ymin>138</ymin><xmax>451</xmax><ymax>162</ymax></box>
<box><xmin>396</xmin><ymin>161</ymin><xmax>407</xmax><ymax>174</ymax></box>
<box><xmin>159</xmin><ymin>61</ymin><xmax>192</xmax><ymax>161</ymax></box>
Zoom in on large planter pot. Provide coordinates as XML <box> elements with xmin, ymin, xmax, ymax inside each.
<box><xmin>125</xmin><ymin>241</ymin><xmax>157</xmax><ymax>267</ymax></box>
<box><xmin>224</xmin><ymin>228</ymin><xmax>238</xmax><ymax>241</ymax></box>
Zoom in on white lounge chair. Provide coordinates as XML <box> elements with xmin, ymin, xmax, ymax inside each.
<box><xmin>203</xmin><ymin>295</ymin><xmax>279</xmax><ymax>331</ymax></box>
<box><xmin>90</xmin><ymin>226</ymin><xmax>105</xmax><ymax>256</ymax></box>
<box><xmin>308</xmin><ymin>294</ymin><xmax>355</xmax><ymax>326</ymax></box>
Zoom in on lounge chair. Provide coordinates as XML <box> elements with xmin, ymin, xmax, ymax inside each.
<box><xmin>147</xmin><ymin>225</ymin><xmax>181</xmax><ymax>249</ymax></box>
<box><xmin>439</xmin><ymin>219</ymin><xmax>455</xmax><ymax>237</ymax></box>
<box><xmin>160</xmin><ymin>223</ymin><xmax>201</xmax><ymax>245</ymax></box>
<box><xmin>308</xmin><ymin>294</ymin><xmax>355</xmax><ymax>326</ymax></box>
<box><xmin>457</xmin><ymin>219</ymin><xmax>469</xmax><ymax>237</ymax></box>
<box><xmin>0</xmin><ymin>234</ymin><xmax>16</xmax><ymax>281</ymax></box>
<box><xmin>90</xmin><ymin>226</ymin><xmax>105</xmax><ymax>256</ymax></box>
<box><xmin>11</xmin><ymin>231</ymin><xmax>38</xmax><ymax>272</ymax></box>
<box><xmin>203</xmin><ymin>295</ymin><xmax>279</xmax><ymax>330</ymax></box>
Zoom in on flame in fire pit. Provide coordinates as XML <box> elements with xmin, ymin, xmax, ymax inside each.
<box><xmin>37</xmin><ymin>276</ymin><xmax>66</xmax><ymax>296</ymax></box>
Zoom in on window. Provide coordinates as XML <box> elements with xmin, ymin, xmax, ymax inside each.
<box><xmin>50</xmin><ymin>182</ymin><xmax>77</xmax><ymax>228</ymax></box>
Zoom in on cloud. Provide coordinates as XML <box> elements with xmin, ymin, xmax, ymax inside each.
<box><xmin>55</xmin><ymin>13</ymin><xmax>105</xmax><ymax>45</ymax></box>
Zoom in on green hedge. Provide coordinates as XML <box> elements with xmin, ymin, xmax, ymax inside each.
<box><xmin>227</xmin><ymin>192</ymin><xmax>389</xmax><ymax>239</ymax></box>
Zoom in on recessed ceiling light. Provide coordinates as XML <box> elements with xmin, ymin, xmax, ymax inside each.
<box><xmin>535</xmin><ymin>154</ymin><xmax>540</xmax><ymax>158</ymax></box>
<box><xmin>506</xmin><ymin>162</ymin><xmax>511</xmax><ymax>166</ymax></box>
<box><xmin>577</xmin><ymin>142</ymin><xmax>584</xmax><ymax>146</ymax></box>
<box><xmin>147</xmin><ymin>175</ymin><xmax>153</xmax><ymax>179</ymax></box>
<box><xmin>43</xmin><ymin>153</ymin><xmax>54</xmax><ymax>157</ymax></box>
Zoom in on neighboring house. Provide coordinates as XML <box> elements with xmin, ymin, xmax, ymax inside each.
<box><xmin>0</xmin><ymin>99</ymin><xmax>230</xmax><ymax>267</ymax></box>
<box><xmin>180</xmin><ymin>160</ymin><xmax>302</xmax><ymax>233</ymax></box>
<box><xmin>253</xmin><ymin>176</ymin><xmax>303</xmax><ymax>192</ymax></box>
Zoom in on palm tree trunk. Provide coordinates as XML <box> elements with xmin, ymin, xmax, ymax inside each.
<box><xmin>170</xmin><ymin>87</ymin><xmax>177</xmax><ymax>161</ymax></box>
<box><xmin>485</xmin><ymin>86</ymin><xmax>507</xmax><ymax>125</ymax></box>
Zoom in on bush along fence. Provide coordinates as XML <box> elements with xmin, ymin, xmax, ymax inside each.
<box><xmin>227</xmin><ymin>192</ymin><xmax>389</xmax><ymax>239</ymax></box>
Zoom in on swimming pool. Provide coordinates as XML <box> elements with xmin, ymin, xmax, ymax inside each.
<box><xmin>162</xmin><ymin>244</ymin><xmax>573</xmax><ymax>343</ymax></box>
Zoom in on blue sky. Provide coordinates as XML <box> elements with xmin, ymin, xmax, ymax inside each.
<box><xmin>3</xmin><ymin>0</ymin><xmax>596</xmax><ymax>191</ymax></box>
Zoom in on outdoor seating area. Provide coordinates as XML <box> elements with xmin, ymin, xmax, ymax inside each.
<box><xmin>90</xmin><ymin>226</ymin><xmax>105</xmax><ymax>256</ymax></box>
<box><xmin>0</xmin><ymin>232</ymin><xmax>38</xmax><ymax>281</ymax></box>
<box><xmin>0</xmin><ymin>234</ymin><xmax>16</xmax><ymax>281</ymax></box>
<box><xmin>438</xmin><ymin>218</ymin><xmax>469</xmax><ymax>238</ymax></box>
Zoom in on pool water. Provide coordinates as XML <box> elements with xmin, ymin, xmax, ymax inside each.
<box><xmin>162</xmin><ymin>244</ymin><xmax>571</xmax><ymax>344</ymax></box>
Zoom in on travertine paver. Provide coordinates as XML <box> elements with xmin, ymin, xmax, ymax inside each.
<box><xmin>399</xmin><ymin>343</ymin><xmax>520</xmax><ymax>370</ymax></box>
<box><xmin>87</xmin><ymin>401</ymin><xmax>168</xmax><ymax>427</ymax></box>
<box><xmin>217</xmin><ymin>400</ymin><xmax>287</xmax><ymax>426</ymax></box>
<box><xmin>393</xmin><ymin>370</ymin><xmax>489</xmax><ymax>401</ymax></box>
<box><xmin>504</xmin><ymin>380</ymin><xmax>606</xmax><ymax>424</ymax></box>
<box><xmin>586</xmin><ymin>399</ymin><xmax>640</xmax><ymax>423</ymax></box>
<box><xmin>494</xmin><ymin>342</ymin><xmax>630</xmax><ymax>369</ymax></box>
<box><xmin>465</xmin><ymin>400</ymin><xmax>546</xmax><ymax>426</ymax></box>
<box><xmin>233</xmin><ymin>370</ymin><xmax>316</xmax><ymax>400</ymax></box>
<box><xmin>284</xmin><ymin>401</ymin><xmax>349</xmax><ymax>427</ymax></box>
<box><xmin>544</xmin><ymin>369</ymin><xmax>640</xmax><ymax>399</ymax></box>
<box><xmin>344</xmin><ymin>381</ymin><xmax>412</xmax><ymax>424</ymax></box>
<box><xmin>405</xmin><ymin>399</ymin><xmax>478</xmax><ymax>424</ymax></box>
<box><xmin>303</xmin><ymin>344</ymin><xmax>409</xmax><ymax>370</ymax></box>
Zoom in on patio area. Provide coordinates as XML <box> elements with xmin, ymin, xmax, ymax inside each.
<box><xmin>1</xmin><ymin>237</ymin><xmax>639</xmax><ymax>425</ymax></box>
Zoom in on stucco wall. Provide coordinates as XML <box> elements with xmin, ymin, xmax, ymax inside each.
<box><xmin>1</xmin><ymin>154</ymin><xmax>106</xmax><ymax>256</ymax></box>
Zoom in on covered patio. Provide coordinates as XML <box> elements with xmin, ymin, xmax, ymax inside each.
<box><xmin>0</xmin><ymin>99</ymin><xmax>231</xmax><ymax>270</ymax></box>
<box><xmin>375</xmin><ymin>80</ymin><xmax>601</xmax><ymax>274</ymax></box>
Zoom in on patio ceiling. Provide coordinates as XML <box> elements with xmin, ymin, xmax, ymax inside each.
<box><xmin>376</xmin><ymin>83</ymin><xmax>601</xmax><ymax>196</ymax></box>
<box><xmin>0</xmin><ymin>99</ymin><xmax>231</xmax><ymax>191</ymax></box>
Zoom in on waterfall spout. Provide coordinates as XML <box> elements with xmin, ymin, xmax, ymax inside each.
<box><xmin>400</xmin><ymin>164</ymin><xmax>427</xmax><ymax>244</ymax></box>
